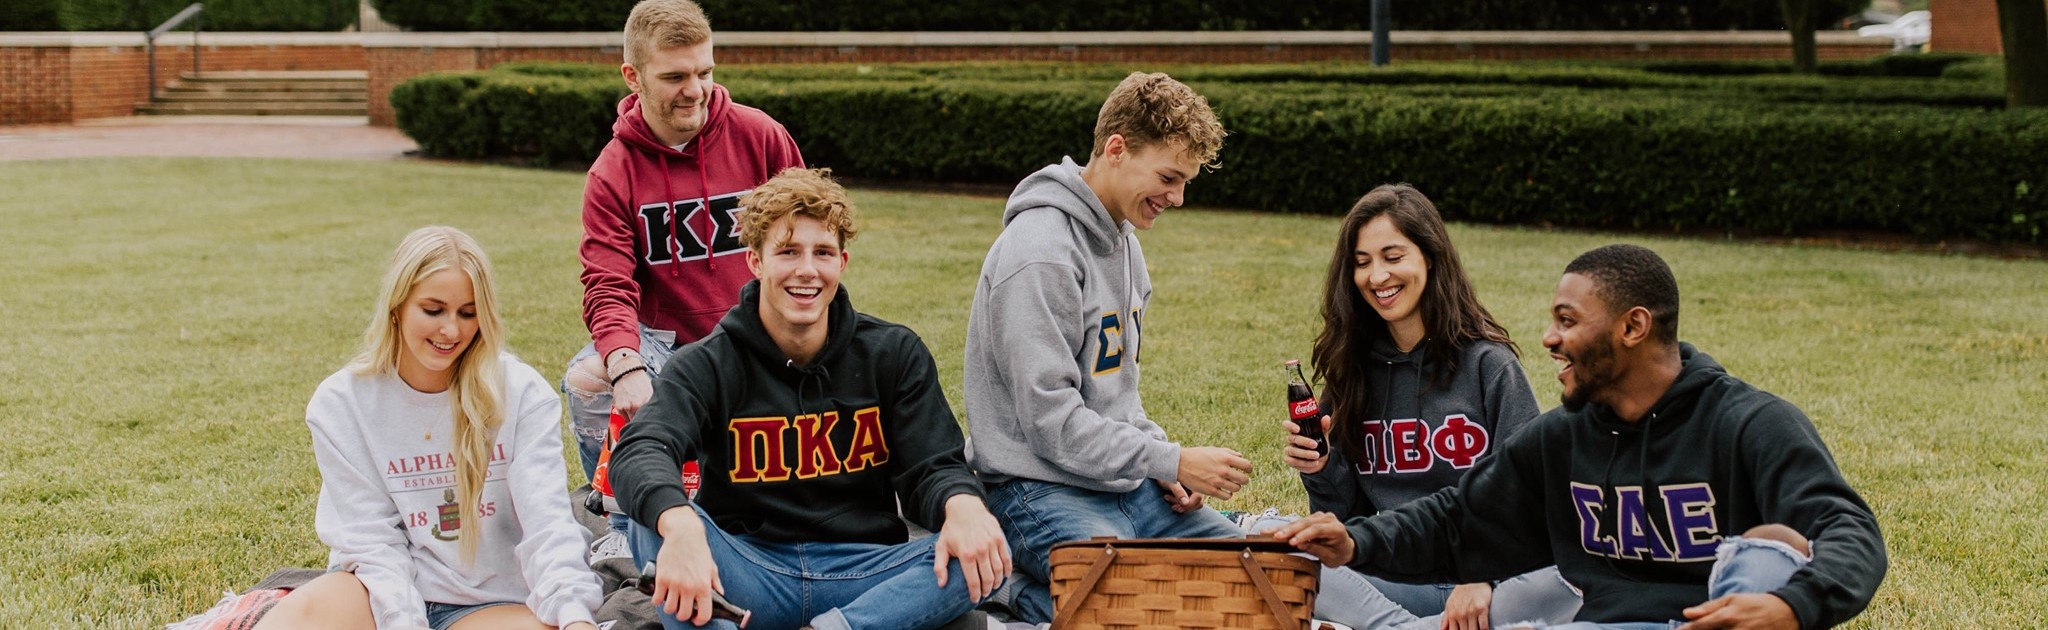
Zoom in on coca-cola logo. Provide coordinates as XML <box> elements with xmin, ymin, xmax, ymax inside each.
<box><xmin>1289</xmin><ymin>398</ymin><xmax>1318</xmax><ymax>419</ymax></box>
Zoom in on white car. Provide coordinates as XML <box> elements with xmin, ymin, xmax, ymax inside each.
<box><xmin>1858</xmin><ymin>10</ymin><xmax>1931</xmax><ymax>51</ymax></box>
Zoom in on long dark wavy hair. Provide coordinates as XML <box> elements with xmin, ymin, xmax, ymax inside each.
<box><xmin>1311</xmin><ymin>184</ymin><xmax>1517</xmax><ymax>468</ymax></box>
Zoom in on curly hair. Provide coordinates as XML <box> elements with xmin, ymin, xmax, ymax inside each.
<box><xmin>1090</xmin><ymin>72</ymin><xmax>1226</xmax><ymax>169</ymax></box>
<box><xmin>738</xmin><ymin>167</ymin><xmax>859</xmax><ymax>250</ymax></box>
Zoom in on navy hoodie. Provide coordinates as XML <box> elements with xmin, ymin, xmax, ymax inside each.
<box><xmin>611</xmin><ymin>280</ymin><xmax>984</xmax><ymax>544</ymax></box>
<box><xmin>1341</xmin><ymin>344</ymin><xmax>1886</xmax><ymax>628</ymax></box>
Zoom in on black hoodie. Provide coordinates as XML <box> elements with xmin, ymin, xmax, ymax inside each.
<box><xmin>1341</xmin><ymin>344</ymin><xmax>1886</xmax><ymax>628</ymax></box>
<box><xmin>612</xmin><ymin>280</ymin><xmax>984</xmax><ymax>545</ymax></box>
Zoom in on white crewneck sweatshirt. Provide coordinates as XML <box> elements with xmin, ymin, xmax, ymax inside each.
<box><xmin>306</xmin><ymin>353</ymin><xmax>601</xmax><ymax>629</ymax></box>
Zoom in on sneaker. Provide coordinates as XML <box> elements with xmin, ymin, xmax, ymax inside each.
<box><xmin>1227</xmin><ymin>507</ymin><xmax>1286</xmax><ymax>534</ymax></box>
<box><xmin>588</xmin><ymin>530</ymin><xmax>632</xmax><ymax>563</ymax></box>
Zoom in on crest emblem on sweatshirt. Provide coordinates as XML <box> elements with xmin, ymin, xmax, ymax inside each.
<box><xmin>431</xmin><ymin>488</ymin><xmax>461</xmax><ymax>541</ymax></box>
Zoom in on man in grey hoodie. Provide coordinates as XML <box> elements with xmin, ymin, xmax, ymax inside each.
<box><xmin>963</xmin><ymin>72</ymin><xmax>1252</xmax><ymax>624</ymax></box>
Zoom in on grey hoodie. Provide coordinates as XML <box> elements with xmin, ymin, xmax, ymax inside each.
<box><xmin>964</xmin><ymin>157</ymin><xmax>1180</xmax><ymax>492</ymax></box>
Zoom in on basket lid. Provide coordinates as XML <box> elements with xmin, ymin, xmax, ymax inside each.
<box><xmin>1049</xmin><ymin>536</ymin><xmax>1299</xmax><ymax>554</ymax></box>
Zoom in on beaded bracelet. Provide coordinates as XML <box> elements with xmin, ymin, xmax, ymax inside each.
<box><xmin>609</xmin><ymin>365</ymin><xmax>648</xmax><ymax>387</ymax></box>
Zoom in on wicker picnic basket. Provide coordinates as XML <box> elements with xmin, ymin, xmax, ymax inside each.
<box><xmin>1048</xmin><ymin>537</ymin><xmax>1318</xmax><ymax>630</ymax></box>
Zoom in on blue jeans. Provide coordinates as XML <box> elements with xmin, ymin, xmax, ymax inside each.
<box><xmin>564</xmin><ymin>326</ymin><xmax>680</xmax><ymax>533</ymax></box>
<box><xmin>1533</xmin><ymin>536</ymin><xmax>1810</xmax><ymax>630</ymax></box>
<box><xmin>983</xmin><ymin>478</ymin><xmax>1248</xmax><ymax>623</ymax></box>
<box><xmin>626</xmin><ymin>506</ymin><xmax>978</xmax><ymax>630</ymax></box>
<box><xmin>424</xmin><ymin>601</ymin><xmax>516</xmax><ymax>630</ymax></box>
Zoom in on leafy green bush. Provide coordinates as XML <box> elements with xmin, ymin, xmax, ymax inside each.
<box><xmin>391</xmin><ymin>62</ymin><xmax>2048</xmax><ymax>244</ymax></box>
<box><xmin>3</xmin><ymin>0</ymin><xmax>353</xmax><ymax>31</ymax></box>
<box><xmin>1942</xmin><ymin>58</ymin><xmax>2006</xmax><ymax>82</ymax></box>
<box><xmin>390</xmin><ymin>72</ymin><xmax>495</xmax><ymax>159</ymax></box>
<box><xmin>1640</xmin><ymin>53</ymin><xmax>1986</xmax><ymax>78</ymax></box>
<box><xmin>367</xmin><ymin>0</ymin><xmax>471</xmax><ymax>32</ymax></box>
<box><xmin>366</xmin><ymin>0</ymin><xmax>1861</xmax><ymax>32</ymax></box>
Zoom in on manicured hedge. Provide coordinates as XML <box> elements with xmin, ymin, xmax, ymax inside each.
<box><xmin>368</xmin><ymin>0</ymin><xmax>638</xmax><ymax>33</ymax></box>
<box><xmin>365</xmin><ymin>0</ymin><xmax>1861</xmax><ymax>32</ymax></box>
<box><xmin>0</xmin><ymin>0</ymin><xmax>353</xmax><ymax>31</ymax></box>
<box><xmin>392</xmin><ymin>63</ymin><xmax>2047</xmax><ymax>244</ymax></box>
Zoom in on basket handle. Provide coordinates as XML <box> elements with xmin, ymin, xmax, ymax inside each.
<box><xmin>1052</xmin><ymin>545</ymin><xmax>1119</xmax><ymax>626</ymax></box>
<box><xmin>1237</xmin><ymin>549</ymin><xmax>1301</xmax><ymax>630</ymax></box>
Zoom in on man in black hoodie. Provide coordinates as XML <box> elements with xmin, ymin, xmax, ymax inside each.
<box><xmin>1274</xmin><ymin>244</ymin><xmax>1887</xmax><ymax>629</ymax></box>
<box><xmin>611</xmin><ymin>168</ymin><xmax>1010</xmax><ymax>630</ymax></box>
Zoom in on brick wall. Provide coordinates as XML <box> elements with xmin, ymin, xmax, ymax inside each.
<box><xmin>1</xmin><ymin>34</ymin><xmax>365</xmax><ymax>125</ymax></box>
<box><xmin>1934</xmin><ymin>0</ymin><xmax>2005</xmax><ymax>53</ymax></box>
<box><xmin>1</xmin><ymin>47</ymin><xmax>72</xmax><ymax>125</ymax></box>
<box><xmin>1931</xmin><ymin>0</ymin><xmax>2048</xmax><ymax>53</ymax></box>
<box><xmin>6</xmin><ymin>32</ymin><xmax>1894</xmax><ymax>126</ymax></box>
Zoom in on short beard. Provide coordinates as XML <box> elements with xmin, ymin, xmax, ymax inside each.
<box><xmin>1559</xmin><ymin>335</ymin><xmax>1617</xmax><ymax>412</ymax></box>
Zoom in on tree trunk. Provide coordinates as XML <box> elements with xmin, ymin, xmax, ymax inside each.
<box><xmin>1780</xmin><ymin>0</ymin><xmax>1818</xmax><ymax>74</ymax></box>
<box><xmin>1997</xmin><ymin>0</ymin><xmax>2048</xmax><ymax>108</ymax></box>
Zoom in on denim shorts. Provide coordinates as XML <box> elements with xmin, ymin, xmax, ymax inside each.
<box><xmin>425</xmin><ymin>601</ymin><xmax>518</xmax><ymax>630</ymax></box>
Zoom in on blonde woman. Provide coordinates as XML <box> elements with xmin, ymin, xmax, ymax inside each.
<box><xmin>257</xmin><ymin>227</ymin><xmax>602</xmax><ymax>630</ymax></box>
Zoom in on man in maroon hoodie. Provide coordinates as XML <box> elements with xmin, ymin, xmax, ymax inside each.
<box><xmin>564</xmin><ymin>0</ymin><xmax>806</xmax><ymax>526</ymax></box>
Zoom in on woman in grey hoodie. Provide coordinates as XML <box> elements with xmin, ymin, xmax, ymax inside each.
<box><xmin>1277</xmin><ymin>184</ymin><xmax>1582</xmax><ymax>630</ymax></box>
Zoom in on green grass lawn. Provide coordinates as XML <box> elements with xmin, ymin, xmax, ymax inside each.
<box><xmin>1</xmin><ymin>158</ymin><xmax>2043</xmax><ymax>627</ymax></box>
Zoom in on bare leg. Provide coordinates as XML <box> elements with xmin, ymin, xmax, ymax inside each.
<box><xmin>1740</xmin><ymin>523</ymin><xmax>1811</xmax><ymax>557</ymax></box>
<box><xmin>565</xmin><ymin>355</ymin><xmax>610</xmax><ymax>402</ymax></box>
<box><xmin>250</xmin><ymin>572</ymin><xmax>373</xmax><ymax>630</ymax></box>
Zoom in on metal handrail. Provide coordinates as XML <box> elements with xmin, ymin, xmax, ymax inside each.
<box><xmin>146</xmin><ymin>3</ymin><xmax>204</xmax><ymax>102</ymax></box>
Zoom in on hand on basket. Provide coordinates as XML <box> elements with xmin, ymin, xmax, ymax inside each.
<box><xmin>1268</xmin><ymin>512</ymin><xmax>1355</xmax><ymax>567</ymax></box>
<box><xmin>1442</xmin><ymin>582</ymin><xmax>1493</xmax><ymax>630</ymax></box>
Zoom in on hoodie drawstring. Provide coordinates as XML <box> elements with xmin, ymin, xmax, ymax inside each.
<box><xmin>787</xmin><ymin>359</ymin><xmax>830</xmax><ymax>419</ymax></box>
<box><xmin>698</xmin><ymin>151</ymin><xmax>714</xmax><ymax>272</ymax></box>
<box><xmin>659</xmin><ymin>152</ymin><xmax>680</xmax><ymax>278</ymax></box>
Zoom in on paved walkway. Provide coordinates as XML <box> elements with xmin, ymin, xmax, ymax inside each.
<box><xmin>0</xmin><ymin>116</ymin><xmax>417</xmax><ymax>162</ymax></box>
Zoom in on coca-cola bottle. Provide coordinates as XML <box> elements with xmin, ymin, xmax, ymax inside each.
<box><xmin>638</xmin><ymin>561</ymin><xmax>755</xmax><ymax>626</ymax></box>
<box><xmin>1285</xmin><ymin>359</ymin><xmax>1328</xmax><ymax>457</ymax></box>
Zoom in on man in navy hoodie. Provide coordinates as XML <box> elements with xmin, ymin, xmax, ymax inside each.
<box><xmin>1275</xmin><ymin>244</ymin><xmax>1887</xmax><ymax>629</ymax></box>
<box><xmin>563</xmin><ymin>0</ymin><xmax>805</xmax><ymax>493</ymax></box>
<box><xmin>611</xmin><ymin>168</ymin><xmax>1010</xmax><ymax>630</ymax></box>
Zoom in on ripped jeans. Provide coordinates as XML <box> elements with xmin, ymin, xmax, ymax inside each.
<box><xmin>562</xmin><ymin>325</ymin><xmax>679</xmax><ymax>533</ymax></box>
<box><xmin>1522</xmin><ymin>536</ymin><xmax>1811</xmax><ymax>630</ymax></box>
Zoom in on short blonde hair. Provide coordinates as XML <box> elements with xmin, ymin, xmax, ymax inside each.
<box><xmin>1090</xmin><ymin>72</ymin><xmax>1225</xmax><ymax>169</ymax></box>
<box><xmin>739</xmin><ymin>168</ymin><xmax>860</xmax><ymax>250</ymax></box>
<box><xmin>624</xmin><ymin>0</ymin><xmax>711</xmax><ymax>67</ymax></box>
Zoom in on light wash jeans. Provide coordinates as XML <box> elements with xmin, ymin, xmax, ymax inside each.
<box><xmin>1235</xmin><ymin>509</ymin><xmax>1582</xmax><ymax>630</ymax></box>
<box><xmin>984</xmin><ymin>478</ymin><xmax>1245</xmax><ymax>624</ymax></box>
<box><xmin>626</xmin><ymin>505</ymin><xmax>979</xmax><ymax>630</ymax></box>
<box><xmin>1535</xmin><ymin>536</ymin><xmax>1811</xmax><ymax>630</ymax></box>
<box><xmin>563</xmin><ymin>325</ymin><xmax>680</xmax><ymax>534</ymax></box>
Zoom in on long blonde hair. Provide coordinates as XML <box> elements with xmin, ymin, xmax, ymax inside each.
<box><xmin>348</xmin><ymin>226</ymin><xmax>505</xmax><ymax>564</ymax></box>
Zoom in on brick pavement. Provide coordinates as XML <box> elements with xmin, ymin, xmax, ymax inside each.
<box><xmin>0</xmin><ymin>115</ymin><xmax>417</xmax><ymax>161</ymax></box>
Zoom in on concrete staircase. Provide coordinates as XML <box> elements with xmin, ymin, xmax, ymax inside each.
<box><xmin>139</xmin><ymin>70</ymin><xmax>368</xmax><ymax>117</ymax></box>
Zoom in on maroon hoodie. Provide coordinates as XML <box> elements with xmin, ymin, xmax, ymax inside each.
<box><xmin>580</xmin><ymin>85</ymin><xmax>804</xmax><ymax>360</ymax></box>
